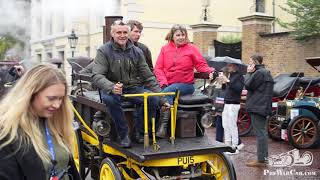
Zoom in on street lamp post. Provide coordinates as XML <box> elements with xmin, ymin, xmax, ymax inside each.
<box><xmin>68</xmin><ymin>30</ymin><xmax>78</xmax><ymax>57</ymax></box>
<box><xmin>202</xmin><ymin>0</ymin><xmax>210</xmax><ymax>22</ymax></box>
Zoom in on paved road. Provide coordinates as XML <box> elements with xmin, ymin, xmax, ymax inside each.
<box><xmin>206</xmin><ymin>128</ymin><xmax>320</xmax><ymax>180</ymax></box>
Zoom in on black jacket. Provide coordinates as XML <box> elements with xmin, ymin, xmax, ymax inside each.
<box><xmin>134</xmin><ymin>42</ymin><xmax>153</xmax><ymax>72</ymax></box>
<box><xmin>0</xmin><ymin>140</ymin><xmax>81</xmax><ymax>180</ymax></box>
<box><xmin>224</xmin><ymin>72</ymin><xmax>244</xmax><ymax>104</ymax></box>
<box><xmin>92</xmin><ymin>39</ymin><xmax>161</xmax><ymax>94</ymax></box>
<box><xmin>244</xmin><ymin>65</ymin><xmax>274</xmax><ymax>116</ymax></box>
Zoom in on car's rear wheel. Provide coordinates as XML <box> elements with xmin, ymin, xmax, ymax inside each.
<box><xmin>73</xmin><ymin>128</ymin><xmax>86</xmax><ymax>179</ymax></box>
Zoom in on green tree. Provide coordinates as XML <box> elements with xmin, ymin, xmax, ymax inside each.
<box><xmin>279</xmin><ymin>0</ymin><xmax>320</xmax><ymax>40</ymax></box>
<box><xmin>219</xmin><ymin>34</ymin><xmax>242</xmax><ymax>44</ymax></box>
<box><xmin>0</xmin><ymin>33</ymin><xmax>24</xmax><ymax>61</ymax></box>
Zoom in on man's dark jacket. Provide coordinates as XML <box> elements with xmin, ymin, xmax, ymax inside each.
<box><xmin>92</xmin><ymin>39</ymin><xmax>162</xmax><ymax>97</ymax></box>
<box><xmin>224</xmin><ymin>71</ymin><xmax>244</xmax><ymax>104</ymax></box>
<box><xmin>0</xmin><ymin>140</ymin><xmax>81</xmax><ymax>180</ymax></box>
<box><xmin>134</xmin><ymin>42</ymin><xmax>153</xmax><ymax>72</ymax></box>
<box><xmin>244</xmin><ymin>65</ymin><xmax>274</xmax><ymax>116</ymax></box>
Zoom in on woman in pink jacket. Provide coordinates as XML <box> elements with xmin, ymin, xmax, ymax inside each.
<box><xmin>155</xmin><ymin>24</ymin><xmax>214</xmax><ymax>138</ymax></box>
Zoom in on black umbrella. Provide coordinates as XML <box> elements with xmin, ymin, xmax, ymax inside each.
<box><xmin>207</xmin><ymin>56</ymin><xmax>247</xmax><ymax>74</ymax></box>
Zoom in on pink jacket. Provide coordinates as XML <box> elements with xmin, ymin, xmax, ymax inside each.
<box><xmin>154</xmin><ymin>41</ymin><xmax>214</xmax><ymax>87</ymax></box>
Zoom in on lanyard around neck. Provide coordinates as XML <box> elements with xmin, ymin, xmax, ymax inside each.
<box><xmin>44</xmin><ymin>121</ymin><xmax>56</xmax><ymax>163</ymax></box>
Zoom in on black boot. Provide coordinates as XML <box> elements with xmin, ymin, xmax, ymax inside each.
<box><xmin>156</xmin><ymin>110</ymin><xmax>169</xmax><ymax>138</ymax></box>
<box><xmin>119</xmin><ymin>135</ymin><xmax>131</xmax><ymax>148</ymax></box>
<box><xmin>134</xmin><ymin>131</ymin><xmax>144</xmax><ymax>144</ymax></box>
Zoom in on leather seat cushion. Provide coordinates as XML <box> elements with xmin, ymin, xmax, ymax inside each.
<box><xmin>178</xmin><ymin>94</ymin><xmax>210</xmax><ymax>105</ymax></box>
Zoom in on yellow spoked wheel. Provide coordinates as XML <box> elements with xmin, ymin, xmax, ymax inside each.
<box><xmin>99</xmin><ymin>158</ymin><xmax>123</xmax><ymax>180</ymax></box>
<box><xmin>205</xmin><ymin>153</ymin><xmax>236</xmax><ymax>180</ymax></box>
<box><xmin>73</xmin><ymin>131</ymin><xmax>80</xmax><ymax>170</ymax></box>
<box><xmin>73</xmin><ymin>129</ymin><xmax>86</xmax><ymax>179</ymax></box>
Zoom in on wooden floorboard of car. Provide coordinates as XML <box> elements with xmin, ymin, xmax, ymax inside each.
<box><xmin>104</xmin><ymin>135</ymin><xmax>232</xmax><ymax>162</ymax></box>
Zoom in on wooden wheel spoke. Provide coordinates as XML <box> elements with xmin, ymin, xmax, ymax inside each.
<box><xmin>270</xmin><ymin>127</ymin><xmax>278</xmax><ymax>132</ymax></box>
<box><xmin>292</xmin><ymin>132</ymin><xmax>301</xmax><ymax>137</ymax></box>
<box><xmin>306</xmin><ymin>127</ymin><xmax>315</xmax><ymax>132</ymax></box>
<box><xmin>306</xmin><ymin>131</ymin><xmax>315</xmax><ymax>136</ymax></box>
<box><xmin>304</xmin><ymin>122</ymin><xmax>311</xmax><ymax>129</ymax></box>
<box><xmin>295</xmin><ymin>134</ymin><xmax>302</xmax><ymax>143</ymax></box>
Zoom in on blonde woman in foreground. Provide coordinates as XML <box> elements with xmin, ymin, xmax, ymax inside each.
<box><xmin>0</xmin><ymin>64</ymin><xmax>81</xmax><ymax>180</ymax></box>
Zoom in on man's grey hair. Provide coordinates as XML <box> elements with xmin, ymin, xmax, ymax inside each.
<box><xmin>110</xmin><ymin>20</ymin><xmax>131</xmax><ymax>33</ymax></box>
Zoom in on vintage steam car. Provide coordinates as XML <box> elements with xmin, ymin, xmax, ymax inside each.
<box><xmin>68</xmin><ymin>57</ymin><xmax>237</xmax><ymax>180</ymax></box>
<box><xmin>268</xmin><ymin>57</ymin><xmax>320</xmax><ymax>149</ymax></box>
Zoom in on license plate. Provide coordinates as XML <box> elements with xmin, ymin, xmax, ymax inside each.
<box><xmin>272</xmin><ymin>102</ymin><xmax>278</xmax><ymax>108</ymax></box>
<box><xmin>290</xmin><ymin>109</ymin><xmax>299</xmax><ymax>120</ymax></box>
<box><xmin>177</xmin><ymin>156</ymin><xmax>194</xmax><ymax>165</ymax></box>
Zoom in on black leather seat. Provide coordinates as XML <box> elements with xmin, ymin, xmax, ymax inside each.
<box><xmin>82</xmin><ymin>91</ymin><xmax>134</xmax><ymax>108</ymax></box>
<box><xmin>178</xmin><ymin>94</ymin><xmax>211</xmax><ymax>105</ymax></box>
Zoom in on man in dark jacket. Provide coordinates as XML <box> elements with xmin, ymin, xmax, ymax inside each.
<box><xmin>221</xmin><ymin>63</ymin><xmax>244</xmax><ymax>154</ymax></box>
<box><xmin>127</xmin><ymin>20</ymin><xmax>153</xmax><ymax>72</ymax></box>
<box><xmin>92</xmin><ymin>20</ymin><xmax>168</xmax><ymax>148</ymax></box>
<box><xmin>245</xmin><ymin>54</ymin><xmax>274</xmax><ymax>167</ymax></box>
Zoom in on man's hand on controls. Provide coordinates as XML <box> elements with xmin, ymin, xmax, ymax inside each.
<box><xmin>112</xmin><ymin>82</ymin><xmax>123</xmax><ymax>95</ymax></box>
<box><xmin>161</xmin><ymin>102</ymin><xmax>172</xmax><ymax>111</ymax></box>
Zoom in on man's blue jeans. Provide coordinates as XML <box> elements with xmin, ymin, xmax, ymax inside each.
<box><xmin>162</xmin><ymin>83</ymin><xmax>195</xmax><ymax>104</ymax></box>
<box><xmin>100</xmin><ymin>86</ymin><xmax>159</xmax><ymax>139</ymax></box>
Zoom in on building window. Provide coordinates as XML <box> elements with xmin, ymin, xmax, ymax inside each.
<box><xmin>46</xmin><ymin>52</ymin><xmax>52</xmax><ymax>60</ymax></box>
<box><xmin>256</xmin><ymin>0</ymin><xmax>265</xmax><ymax>13</ymax></box>
<box><xmin>58</xmin><ymin>51</ymin><xmax>65</xmax><ymax>68</ymax></box>
<box><xmin>36</xmin><ymin>53</ymin><xmax>42</xmax><ymax>62</ymax></box>
<box><xmin>86</xmin><ymin>47</ymin><xmax>90</xmax><ymax>57</ymax></box>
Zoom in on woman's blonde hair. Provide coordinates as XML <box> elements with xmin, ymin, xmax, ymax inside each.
<box><xmin>165</xmin><ymin>24</ymin><xmax>190</xmax><ymax>42</ymax></box>
<box><xmin>0</xmin><ymin>64</ymin><xmax>74</xmax><ymax>163</ymax></box>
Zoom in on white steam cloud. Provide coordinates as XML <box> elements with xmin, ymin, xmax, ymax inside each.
<box><xmin>0</xmin><ymin>0</ymin><xmax>121</xmax><ymax>60</ymax></box>
<box><xmin>0</xmin><ymin>0</ymin><xmax>31</xmax><ymax>60</ymax></box>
